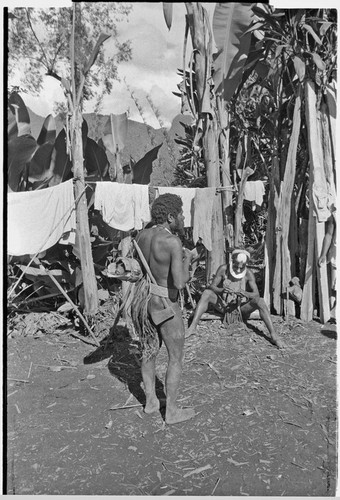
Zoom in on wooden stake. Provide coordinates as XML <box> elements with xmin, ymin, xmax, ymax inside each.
<box><xmin>315</xmin><ymin>222</ymin><xmax>330</xmax><ymax>324</ymax></box>
<box><xmin>36</xmin><ymin>260</ymin><xmax>100</xmax><ymax>346</ymax></box>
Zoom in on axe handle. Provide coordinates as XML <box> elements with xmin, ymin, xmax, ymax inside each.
<box><xmin>133</xmin><ymin>239</ymin><xmax>170</xmax><ymax>309</ymax></box>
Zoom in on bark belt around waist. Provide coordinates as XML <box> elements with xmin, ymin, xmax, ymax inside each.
<box><xmin>133</xmin><ymin>240</ymin><xmax>175</xmax><ymax>325</ymax></box>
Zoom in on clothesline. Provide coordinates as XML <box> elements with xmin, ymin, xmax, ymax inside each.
<box><xmin>80</xmin><ymin>179</ymin><xmax>235</xmax><ymax>192</ymax></box>
<box><xmin>8</xmin><ymin>179</ymin><xmax>265</xmax><ymax>259</ymax></box>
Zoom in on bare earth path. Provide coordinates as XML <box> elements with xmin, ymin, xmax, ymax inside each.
<box><xmin>6</xmin><ymin>313</ymin><xmax>337</xmax><ymax>495</ymax></box>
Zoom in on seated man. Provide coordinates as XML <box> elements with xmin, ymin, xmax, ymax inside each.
<box><xmin>186</xmin><ymin>248</ymin><xmax>285</xmax><ymax>349</ymax></box>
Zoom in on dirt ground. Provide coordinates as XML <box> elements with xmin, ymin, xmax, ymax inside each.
<box><xmin>5</xmin><ymin>307</ymin><xmax>337</xmax><ymax>496</ymax></box>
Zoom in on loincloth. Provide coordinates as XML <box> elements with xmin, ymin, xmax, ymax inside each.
<box><xmin>212</xmin><ymin>292</ymin><xmax>248</xmax><ymax>325</ymax></box>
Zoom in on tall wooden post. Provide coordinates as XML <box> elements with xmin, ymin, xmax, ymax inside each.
<box><xmin>72</xmin><ymin>110</ymin><xmax>99</xmax><ymax>316</ymax></box>
<box><xmin>186</xmin><ymin>2</ymin><xmax>224</xmax><ymax>281</ymax></box>
<box><xmin>301</xmin><ymin>80</ymin><xmax>331</xmax><ymax>323</ymax></box>
<box><xmin>71</xmin><ymin>4</ymin><xmax>98</xmax><ymax>317</ymax></box>
<box><xmin>204</xmin><ymin>116</ymin><xmax>225</xmax><ymax>280</ymax></box>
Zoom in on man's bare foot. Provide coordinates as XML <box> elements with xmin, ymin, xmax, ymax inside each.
<box><xmin>272</xmin><ymin>337</ymin><xmax>286</xmax><ymax>349</ymax></box>
<box><xmin>165</xmin><ymin>407</ymin><xmax>196</xmax><ymax>424</ymax></box>
<box><xmin>185</xmin><ymin>326</ymin><xmax>197</xmax><ymax>339</ymax></box>
<box><xmin>144</xmin><ymin>398</ymin><xmax>160</xmax><ymax>414</ymax></box>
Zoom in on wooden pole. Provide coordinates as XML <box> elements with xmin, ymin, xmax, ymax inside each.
<box><xmin>71</xmin><ymin>4</ymin><xmax>98</xmax><ymax>317</ymax></box>
<box><xmin>302</xmin><ymin>80</ymin><xmax>331</xmax><ymax>323</ymax></box>
<box><xmin>186</xmin><ymin>2</ymin><xmax>224</xmax><ymax>281</ymax></box>
<box><xmin>300</xmin><ymin>198</ymin><xmax>316</xmax><ymax>322</ymax></box>
<box><xmin>120</xmin><ymin>231</ymin><xmax>132</xmax><ymax>321</ymax></box>
<box><xmin>315</xmin><ymin>222</ymin><xmax>330</xmax><ymax>323</ymax></box>
<box><xmin>234</xmin><ymin>165</ymin><xmax>253</xmax><ymax>248</ymax></box>
<box><xmin>204</xmin><ymin>117</ymin><xmax>225</xmax><ymax>280</ymax></box>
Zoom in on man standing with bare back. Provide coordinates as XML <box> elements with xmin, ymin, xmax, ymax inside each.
<box><xmin>132</xmin><ymin>193</ymin><xmax>196</xmax><ymax>424</ymax></box>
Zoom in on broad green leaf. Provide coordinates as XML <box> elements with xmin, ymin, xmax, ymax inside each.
<box><xmin>302</xmin><ymin>23</ymin><xmax>322</xmax><ymax>45</ymax></box>
<box><xmin>84</xmin><ymin>137</ymin><xmax>109</xmax><ymax>180</ymax></box>
<box><xmin>8</xmin><ymin>135</ymin><xmax>38</xmax><ymax>191</ymax></box>
<box><xmin>163</xmin><ymin>3</ymin><xmax>173</xmax><ymax>31</ymax></box>
<box><xmin>293</xmin><ymin>55</ymin><xmax>306</xmax><ymax>82</ymax></box>
<box><xmin>53</xmin><ymin>128</ymin><xmax>72</xmax><ymax>184</ymax></box>
<box><xmin>312</xmin><ymin>52</ymin><xmax>326</xmax><ymax>71</ymax></box>
<box><xmin>133</xmin><ymin>143</ymin><xmax>163</xmax><ymax>185</ymax></box>
<box><xmin>37</xmin><ymin>114</ymin><xmax>56</xmax><ymax>146</ymax></box>
<box><xmin>83</xmin><ymin>32</ymin><xmax>111</xmax><ymax>75</ymax></box>
<box><xmin>319</xmin><ymin>21</ymin><xmax>332</xmax><ymax>37</ymax></box>
<box><xmin>8</xmin><ymin>106</ymin><xmax>18</xmax><ymax>140</ymax></box>
<box><xmin>28</xmin><ymin>142</ymin><xmax>54</xmax><ymax>179</ymax></box>
<box><xmin>212</xmin><ymin>3</ymin><xmax>253</xmax><ymax>103</ymax></box>
<box><xmin>8</xmin><ymin>91</ymin><xmax>31</xmax><ymax>137</ymax></box>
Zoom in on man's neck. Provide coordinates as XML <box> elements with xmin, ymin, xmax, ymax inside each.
<box><xmin>157</xmin><ymin>224</ymin><xmax>172</xmax><ymax>234</ymax></box>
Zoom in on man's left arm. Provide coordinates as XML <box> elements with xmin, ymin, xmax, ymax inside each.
<box><xmin>238</xmin><ymin>270</ymin><xmax>260</xmax><ymax>300</ymax></box>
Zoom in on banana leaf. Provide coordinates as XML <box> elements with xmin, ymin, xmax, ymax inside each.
<box><xmin>83</xmin><ymin>32</ymin><xmax>111</xmax><ymax>75</ymax></box>
<box><xmin>37</xmin><ymin>114</ymin><xmax>56</xmax><ymax>146</ymax></box>
<box><xmin>212</xmin><ymin>3</ymin><xmax>253</xmax><ymax>103</ymax></box>
<box><xmin>132</xmin><ymin>143</ymin><xmax>163</xmax><ymax>185</ymax></box>
<box><xmin>8</xmin><ymin>106</ymin><xmax>18</xmax><ymax>140</ymax></box>
<box><xmin>53</xmin><ymin>128</ymin><xmax>73</xmax><ymax>184</ymax></box>
<box><xmin>163</xmin><ymin>3</ymin><xmax>173</xmax><ymax>31</ymax></box>
<box><xmin>8</xmin><ymin>135</ymin><xmax>38</xmax><ymax>191</ymax></box>
<box><xmin>28</xmin><ymin>142</ymin><xmax>55</xmax><ymax>180</ymax></box>
<box><xmin>8</xmin><ymin>91</ymin><xmax>31</xmax><ymax>137</ymax></box>
<box><xmin>84</xmin><ymin>138</ymin><xmax>109</xmax><ymax>180</ymax></box>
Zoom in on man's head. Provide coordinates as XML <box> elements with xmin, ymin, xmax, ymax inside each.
<box><xmin>230</xmin><ymin>249</ymin><xmax>250</xmax><ymax>279</ymax></box>
<box><xmin>151</xmin><ymin>193</ymin><xmax>184</xmax><ymax>233</ymax></box>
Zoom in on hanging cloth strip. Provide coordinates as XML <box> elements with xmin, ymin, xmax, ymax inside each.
<box><xmin>94</xmin><ymin>182</ymin><xmax>151</xmax><ymax>231</ymax></box>
<box><xmin>7</xmin><ymin>179</ymin><xmax>76</xmax><ymax>256</ymax></box>
<box><xmin>192</xmin><ymin>187</ymin><xmax>215</xmax><ymax>251</ymax></box>
<box><xmin>243</xmin><ymin>180</ymin><xmax>265</xmax><ymax>207</ymax></box>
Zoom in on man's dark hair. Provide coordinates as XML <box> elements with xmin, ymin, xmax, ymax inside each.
<box><xmin>151</xmin><ymin>193</ymin><xmax>183</xmax><ymax>224</ymax></box>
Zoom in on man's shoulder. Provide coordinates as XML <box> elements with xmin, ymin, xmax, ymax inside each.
<box><xmin>217</xmin><ymin>263</ymin><xmax>227</xmax><ymax>273</ymax></box>
<box><xmin>245</xmin><ymin>267</ymin><xmax>255</xmax><ymax>279</ymax></box>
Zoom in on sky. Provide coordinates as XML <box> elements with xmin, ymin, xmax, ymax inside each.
<box><xmin>5</xmin><ymin>0</ymin><xmax>338</xmax><ymax>129</ymax></box>
<box><xmin>7</xmin><ymin>2</ymin><xmax>214</xmax><ymax>129</ymax></box>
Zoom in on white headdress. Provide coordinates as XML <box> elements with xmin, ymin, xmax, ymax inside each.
<box><xmin>229</xmin><ymin>249</ymin><xmax>250</xmax><ymax>279</ymax></box>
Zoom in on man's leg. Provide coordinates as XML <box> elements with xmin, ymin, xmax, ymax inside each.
<box><xmin>141</xmin><ymin>354</ymin><xmax>160</xmax><ymax>414</ymax></box>
<box><xmin>160</xmin><ymin>302</ymin><xmax>195</xmax><ymax>424</ymax></box>
<box><xmin>241</xmin><ymin>298</ymin><xmax>285</xmax><ymax>348</ymax></box>
<box><xmin>186</xmin><ymin>289</ymin><xmax>218</xmax><ymax>338</ymax></box>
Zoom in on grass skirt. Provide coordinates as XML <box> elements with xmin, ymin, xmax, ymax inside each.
<box><xmin>131</xmin><ymin>274</ymin><xmax>160</xmax><ymax>361</ymax></box>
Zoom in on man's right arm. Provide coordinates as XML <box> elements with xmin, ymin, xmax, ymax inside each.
<box><xmin>207</xmin><ymin>265</ymin><xmax>226</xmax><ymax>295</ymax></box>
<box><xmin>170</xmin><ymin>237</ymin><xmax>191</xmax><ymax>290</ymax></box>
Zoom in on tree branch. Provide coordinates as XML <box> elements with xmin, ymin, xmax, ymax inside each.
<box><xmin>25</xmin><ymin>8</ymin><xmax>50</xmax><ymax>70</ymax></box>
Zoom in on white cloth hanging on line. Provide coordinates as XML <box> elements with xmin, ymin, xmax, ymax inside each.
<box><xmin>243</xmin><ymin>180</ymin><xmax>265</xmax><ymax>207</ymax></box>
<box><xmin>192</xmin><ymin>187</ymin><xmax>216</xmax><ymax>251</ymax></box>
<box><xmin>94</xmin><ymin>182</ymin><xmax>151</xmax><ymax>231</ymax></box>
<box><xmin>8</xmin><ymin>179</ymin><xmax>76</xmax><ymax>256</ymax></box>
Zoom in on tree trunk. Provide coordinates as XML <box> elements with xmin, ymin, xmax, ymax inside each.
<box><xmin>302</xmin><ymin>79</ymin><xmax>331</xmax><ymax>323</ymax></box>
<box><xmin>72</xmin><ymin>108</ymin><xmax>99</xmax><ymax>316</ymax></box>
<box><xmin>121</xmin><ymin>231</ymin><xmax>132</xmax><ymax>321</ymax></box>
<box><xmin>234</xmin><ymin>165</ymin><xmax>253</xmax><ymax>248</ymax></box>
<box><xmin>273</xmin><ymin>88</ymin><xmax>302</xmax><ymax>316</ymax></box>
<box><xmin>204</xmin><ymin>116</ymin><xmax>224</xmax><ymax>280</ymax></box>
<box><xmin>186</xmin><ymin>2</ymin><xmax>224</xmax><ymax>280</ymax></box>
<box><xmin>264</xmin><ymin>141</ymin><xmax>280</xmax><ymax>310</ymax></box>
<box><xmin>218</xmin><ymin>106</ymin><xmax>234</xmax><ymax>249</ymax></box>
